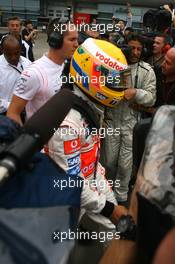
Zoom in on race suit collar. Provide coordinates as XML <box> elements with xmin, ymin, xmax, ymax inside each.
<box><xmin>73</xmin><ymin>85</ymin><xmax>104</xmax><ymax>126</ymax></box>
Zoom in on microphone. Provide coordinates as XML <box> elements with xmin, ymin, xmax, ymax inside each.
<box><xmin>0</xmin><ymin>89</ymin><xmax>75</xmax><ymax>183</ymax></box>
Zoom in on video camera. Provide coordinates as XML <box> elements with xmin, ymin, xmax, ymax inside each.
<box><xmin>143</xmin><ymin>8</ymin><xmax>172</xmax><ymax>32</ymax></box>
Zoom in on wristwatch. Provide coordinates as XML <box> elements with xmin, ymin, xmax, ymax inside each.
<box><xmin>116</xmin><ymin>215</ymin><xmax>137</xmax><ymax>241</ymax></box>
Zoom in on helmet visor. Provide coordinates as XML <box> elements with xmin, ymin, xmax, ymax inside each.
<box><xmin>101</xmin><ymin>66</ymin><xmax>132</xmax><ymax>91</ymax></box>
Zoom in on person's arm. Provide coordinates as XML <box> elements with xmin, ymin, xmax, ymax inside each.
<box><xmin>99</xmin><ymin>174</ymin><xmax>140</xmax><ymax>264</ymax></box>
<box><xmin>22</xmin><ymin>28</ymin><xmax>38</xmax><ymax>42</ymax></box>
<box><xmin>100</xmin><ymin>239</ymin><xmax>137</xmax><ymax>264</ymax></box>
<box><xmin>7</xmin><ymin>95</ymin><xmax>28</xmax><ymax>125</ymax></box>
<box><xmin>125</xmin><ymin>2</ymin><xmax>132</xmax><ymax>28</ymax></box>
<box><xmin>163</xmin><ymin>4</ymin><xmax>172</xmax><ymax>12</ymax></box>
<box><xmin>7</xmin><ymin>66</ymin><xmax>40</xmax><ymax>124</ymax></box>
<box><xmin>127</xmin><ymin>2</ymin><xmax>132</xmax><ymax>16</ymax></box>
<box><xmin>0</xmin><ymin>99</ymin><xmax>10</xmax><ymax>114</ymax></box>
<box><xmin>163</xmin><ymin>5</ymin><xmax>175</xmax><ymax>27</ymax></box>
<box><xmin>124</xmin><ymin>88</ymin><xmax>137</xmax><ymax>101</ymax></box>
<box><xmin>25</xmin><ymin>30</ymin><xmax>38</xmax><ymax>42</ymax></box>
<box><xmin>134</xmin><ymin>64</ymin><xmax>157</xmax><ymax>107</ymax></box>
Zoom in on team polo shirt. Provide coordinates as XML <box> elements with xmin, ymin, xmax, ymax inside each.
<box><xmin>13</xmin><ymin>55</ymin><xmax>64</xmax><ymax>119</ymax></box>
<box><xmin>0</xmin><ymin>54</ymin><xmax>31</xmax><ymax>113</ymax></box>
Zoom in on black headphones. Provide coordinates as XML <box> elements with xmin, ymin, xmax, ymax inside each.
<box><xmin>161</xmin><ymin>35</ymin><xmax>173</xmax><ymax>54</ymax></box>
<box><xmin>47</xmin><ymin>20</ymin><xmax>67</xmax><ymax>49</ymax></box>
<box><xmin>48</xmin><ymin>31</ymin><xmax>63</xmax><ymax>49</ymax></box>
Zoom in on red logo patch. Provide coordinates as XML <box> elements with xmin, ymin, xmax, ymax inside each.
<box><xmin>96</xmin><ymin>51</ymin><xmax>124</xmax><ymax>71</ymax></box>
<box><xmin>22</xmin><ymin>71</ymin><xmax>30</xmax><ymax>77</ymax></box>
<box><xmin>64</xmin><ymin>138</ymin><xmax>81</xmax><ymax>154</ymax></box>
<box><xmin>81</xmin><ymin>143</ymin><xmax>98</xmax><ymax>178</ymax></box>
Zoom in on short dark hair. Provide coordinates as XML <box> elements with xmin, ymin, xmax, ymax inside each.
<box><xmin>125</xmin><ymin>32</ymin><xmax>144</xmax><ymax>46</ymax></box>
<box><xmin>7</xmin><ymin>16</ymin><xmax>21</xmax><ymax>25</ymax></box>
<box><xmin>155</xmin><ymin>33</ymin><xmax>173</xmax><ymax>46</ymax></box>
<box><xmin>117</xmin><ymin>19</ymin><xmax>126</xmax><ymax>25</ymax></box>
<box><xmin>125</xmin><ymin>27</ymin><xmax>134</xmax><ymax>33</ymax></box>
<box><xmin>24</xmin><ymin>19</ymin><xmax>32</xmax><ymax>27</ymax></box>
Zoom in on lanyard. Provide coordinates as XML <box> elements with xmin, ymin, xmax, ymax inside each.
<box><xmin>134</xmin><ymin>63</ymin><xmax>139</xmax><ymax>88</ymax></box>
<box><xmin>8</xmin><ymin>63</ymin><xmax>24</xmax><ymax>74</ymax></box>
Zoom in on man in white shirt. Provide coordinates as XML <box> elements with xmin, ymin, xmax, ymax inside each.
<box><xmin>7</xmin><ymin>19</ymin><xmax>78</xmax><ymax>124</ymax></box>
<box><xmin>0</xmin><ymin>35</ymin><xmax>31</xmax><ymax>114</ymax></box>
<box><xmin>0</xmin><ymin>16</ymin><xmax>34</xmax><ymax>61</ymax></box>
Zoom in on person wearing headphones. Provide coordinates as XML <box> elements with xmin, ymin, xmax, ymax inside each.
<box><xmin>7</xmin><ymin>18</ymin><xmax>78</xmax><ymax>124</ymax></box>
<box><xmin>147</xmin><ymin>34</ymin><xmax>172</xmax><ymax>68</ymax></box>
<box><xmin>102</xmin><ymin>33</ymin><xmax>156</xmax><ymax>205</ymax></box>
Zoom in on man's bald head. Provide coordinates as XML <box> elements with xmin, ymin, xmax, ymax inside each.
<box><xmin>167</xmin><ymin>48</ymin><xmax>175</xmax><ymax>60</ymax></box>
<box><xmin>162</xmin><ymin>48</ymin><xmax>175</xmax><ymax>81</ymax></box>
<box><xmin>2</xmin><ymin>35</ymin><xmax>21</xmax><ymax>66</ymax></box>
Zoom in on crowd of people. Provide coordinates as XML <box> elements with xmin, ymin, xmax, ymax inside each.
<box><xmin>0</xmin><ymin>1</ymin><xmax>175</xmax><ymax>263</ymax></box>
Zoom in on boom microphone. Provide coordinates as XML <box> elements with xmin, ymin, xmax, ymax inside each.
<box><xmin>0</xmin><ymin>89</ymin><xmax>75</xmax><ymax>183</ymax></box>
